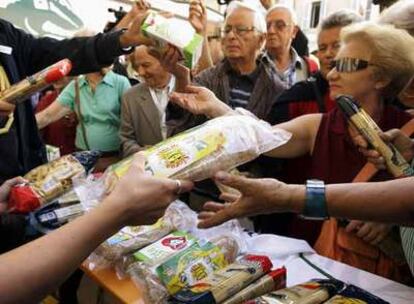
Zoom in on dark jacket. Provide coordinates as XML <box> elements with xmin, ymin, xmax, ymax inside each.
<box><xmin>0</xmin><ymin>18</ymin><xmax>130</xmax><ymax>183</ymax></box>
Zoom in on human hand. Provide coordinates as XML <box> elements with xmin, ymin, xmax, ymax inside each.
<box><xmin>103</xmin><ymin>152</ymin><xmax>193</xmax><ymax>226</ymax></box>
<box><xmin>119</xmin><ymin>4</ymin><xmax>153</xmax><ymax>48</ymax></box>
<box><xmin>352</xmin><ymin>128</ymin><xmax>414</xmax><ymax>170</ymax></box>
<box><xmin>345</xmin><ymin>220</ymin><xmax>392</xmax><ymax>245</ymax></box>
<box><xmin>0</xmin><ymin>177</ymin><xmax>26</xmax><ymax>214</ymax></box>
<box><xmin>260</xmin><ymin>0</ymin><xmax>275</xmax><ymax>10</ymax></box>
<box><xmin>189</xmin><ymin>0</ymin><xmax>207</xmax><ymax>35</ymax></box>
<box><xmin>159</xmin><ymin>45</ymin><xmax>188</xmax><ymax>76</ymax></box>
<box><xmin>0</xmin><ymin>102</ymin><xmax>15</xmax><ymax>117</ymax></box>
<box><xmin>170</xmin><ymin>85</ymin><xmax>231</xmax><ymax>118</ymax></box>
<box><xmin>198</xmin><ymin>171</ymin><xmax>304</xmax><ymax>228</ymax></box>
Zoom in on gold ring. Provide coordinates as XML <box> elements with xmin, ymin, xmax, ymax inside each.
<box><xmin>174</xmin><ymin>179</ymin><xmax>182</xmax><ymax>195</ymax></box>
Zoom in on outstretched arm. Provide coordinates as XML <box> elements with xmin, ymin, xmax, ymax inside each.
<box><xmin>198</xmin><ymin>172</ymin><xmax>414</xmax><ymax>229</ymax></box>
<box><xmin>0</xmin><ymin>153</ymin><xmax>193</xmax><ymax>304</ymax></box>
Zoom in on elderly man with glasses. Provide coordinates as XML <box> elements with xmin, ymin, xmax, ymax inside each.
<box><xmin>264</xmin><ymin>4</ymin><xmax>318</xmax><ymax>88</ymax></box>
<box><xmin>169</xmin><ymin>1</ymin><xmax>285</xmax><ymax>132</ymax></box>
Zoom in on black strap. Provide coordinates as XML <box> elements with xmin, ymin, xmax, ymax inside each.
<box><xmin>74</xmin><ymin>78</ymin><xmax>90</xmax><ymax>150</ymax></box>
<box><xmin>310</xmin><ymin>76</ymin><xmax>326</xmax><ymax>113</ymax></box>
<box><xmin>299</xmin><ymin>252</ymin><xmax>337</xmax><ymax>280</ymax></box>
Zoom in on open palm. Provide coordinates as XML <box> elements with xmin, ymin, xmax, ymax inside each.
<box><xmin>170</xmin><ymin>86</ymin><xmax>229</xmax><ymax>117</ymax></box>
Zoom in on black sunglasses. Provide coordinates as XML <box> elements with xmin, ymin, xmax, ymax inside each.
<box><xmin>330</xmin><ymin>58</ymin><xmax>372</xmax><ymax>73</ymax></box>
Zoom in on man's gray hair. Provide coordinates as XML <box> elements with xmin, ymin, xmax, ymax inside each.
<box><xmin>226</xmin><ymin>1</ymin><xmax>267</xmax><ymax>33</ymax></box>
<box><xmin>266</xmin><ymin>4</ymin><xmax>298</xmax><ymax>25</ymax></box>
<box><xmin>380</xmin><ymin>0</ymin><xmax>414</xmax><ymax>34</ymax></box>
<box><xmin>319</xmin><ymin>10</ymin><xmax>363</xmax><ymax>31</ymax></box>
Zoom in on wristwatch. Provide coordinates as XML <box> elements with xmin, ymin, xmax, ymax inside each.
<box><xmin>300</xmin><ymin>179</ymin><xmax>329</xmax><ymax>220</ymax></box>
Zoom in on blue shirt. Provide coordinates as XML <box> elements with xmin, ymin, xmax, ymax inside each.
<box><xmin>58</xmin><ymin>71</ymin><xmax>130</xmax><ymax>151</ymax></box>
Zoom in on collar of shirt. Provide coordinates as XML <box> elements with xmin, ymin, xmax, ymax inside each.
<box><xmin>148</xmin><ymin>75</ymin><xmax>176</xmax><ymax>112</ymax></box>
<box><xmin>264</xmin><ymin>48</ymin><xmax>305</xmax><ymax>74</ymax></box>
<box><xmin>265</xmin><ymin>48</ymin><xmax>306</xmax><ymax>87</ymax></box>
<box><xmin>148</xmin><ymin>75</ymin><xmax>175</xmax><ymax>139</ymax></box>
<box><xmin>222</xmin><ymin>57</ymin><xmax>262</xmax><ymax>80</ymax></box>
<box><xmin>78</xmin><ymin>71</ymin><xmax>116</xmax><ymax>88</ymax></box>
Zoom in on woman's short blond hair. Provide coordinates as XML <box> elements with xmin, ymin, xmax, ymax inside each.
<box><xmin>341</xmin><ymin>22</ymin><xmax>414</xmax><ymax>97</ymax></box>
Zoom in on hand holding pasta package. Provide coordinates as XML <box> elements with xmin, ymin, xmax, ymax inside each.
<box><xmin>141</xmin><ymin>11</ymin><xmax>203</xmax><ymax>68</ymax></box>
<box><xmin>105</xmin><ymin>114</ymin><xmax>291</xmax><ymax>190</ymax></box>
<box><xmin>8</xmin><ymin>151</ymin><xmax>101</xmax><ymax>213</ymax></box>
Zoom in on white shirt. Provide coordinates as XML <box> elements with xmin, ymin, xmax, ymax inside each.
<box><xmin>148</xmin><ymin>76</ymin><xmax>176</xmax><ymax>139</ymax></box>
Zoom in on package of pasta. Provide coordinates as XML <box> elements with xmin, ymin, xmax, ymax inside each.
<box><xmin>126</xmin><ymin>230</ymin><xmax>199</xmax><ymax>302</ymax></box>
<box><xmin>86</xmin><ymin>201</ymin><xmax>197</xmax><ymax>271</ymax></box>
<box><xmin>171</xmin><ymin>254</ymin><xmax>273</xmax><ymax>304</ymax></box>
<box><xmin>8</xmin><ymin>151</ymin><xmax>101</xmax><ymax>213</ymax></box>
<box><xmin>130</xmin><ymin>234</ymin><xmax>242</xmax><ymax>303</ymax></box>
<box><xmin>0</xmin><ymin>59</ymin><xmax>72</xmax><ymax>108</ymax></box>
<box><xmin>324</xmin><ymin>284</ymin><xmax>389</xmax><ymax>304</ymax></box>
<box><xmin>246</xmin><ymin>279</ymin><xmax>344</xmax><ymax>304</ymax></box>
<box><xmin>141</xmin><ymin>11</ymin><xmax>203</xmax><ymax>68</ymax></box>
<box><xmin>104</xmin><ymin>113</ymin><xmax>291</xmax><ymax>192</ymax></box>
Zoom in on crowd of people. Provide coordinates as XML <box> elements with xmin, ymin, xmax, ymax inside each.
<box><xmin>0</xmin><ymin>0</ymin><xmax>414</xmax><ymax>302</ymax></box>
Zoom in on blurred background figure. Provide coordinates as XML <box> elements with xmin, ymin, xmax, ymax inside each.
<box><xmin>35</xmin><ymin>77</ymin><xmax>77</xmax><ymax>156</ymax></box>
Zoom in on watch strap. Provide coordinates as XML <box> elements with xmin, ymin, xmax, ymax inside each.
<box><xmin>301</xmin><ymin>179</ymin><xmax>328</xmax><ymax>220</ymax></box>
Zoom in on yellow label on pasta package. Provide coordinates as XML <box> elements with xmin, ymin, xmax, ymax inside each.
<box><xmin>156</xmin><ymin>241</ymin><xmax>228</xmax><ymax>295</ymax></box>
<box><xmin>110</xmin><ymin>129</ymin><xmax>226</xmax><ymax>179</ymax></box>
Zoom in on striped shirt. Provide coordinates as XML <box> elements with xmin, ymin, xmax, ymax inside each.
<box><xmin>228</xmin><ymin>67</ymin><xmax>260</xmax><ymax>109</ymax></box>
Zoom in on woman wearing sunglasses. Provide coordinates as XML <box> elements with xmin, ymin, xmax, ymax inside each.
<box><xmin>170</xmin><ymin>22</ymin><xmax>414</xmax><ymax>282</ymax></box>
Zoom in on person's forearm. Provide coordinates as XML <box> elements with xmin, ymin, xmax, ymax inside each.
<box><xmin>35</xmin><ymin>112</ymin><xmax>51</xmax><ymax>129</ymax></box>
<box><xmin>326</xmin><ymin>179</ymin><xmax>414</xmax><ymax>224</ymax></box>
<box><xmin>264</xmin><ymin>115</ymin><xmax>320</xmax><ymax>159</ymax></box>
<box><xmin>285</xmin><ymin>178</ymin><xmax>414</xmax><ymax>225</ymax></box>
<box><xmin>0</xmin><ymin>200</ymin><xmax>123</xmax><ymax>304</ymax></box>
<box><xmin>174</xmin><ymin>65</ymin><xmax>191</xmax><ymax>93</ymax></box>
<box><xmin>194</xmin><ymin>37</ymin><xmax>213</xmax><ymax>74</ymax></box>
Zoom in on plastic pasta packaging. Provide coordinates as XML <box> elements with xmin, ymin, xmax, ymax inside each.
<box><xmin>0</xmin><ymin>59</ymin><xmax>72</xmax><ymax>107</ymax></box>
<box><xmin>323</xmin><ymin>284</ymin><xmax>389</xmax><ymax>304</ymax></box>
<box><xmin>28</xmin><ymin>189</ymin><xmax>83</xmax><ymax>234</ymax></box>
<box><xmin>86</xmin><ymin>201</ymin><xmax>197</xmax><ymax>270</ymax></box>
<box><xmin>131</xmin><ymin>234</ymin><xmax>242</xmax><ymax>304</ymax></box>
<box><xmin>171</xmin><ymin>254</ymin><xmax>273</xmax><ymax>304</ymax></box>
<box><xmin>104</xmin><ymin>113</ymin><xmax>291</xmax><ymax>192</ymax></box>
<box><xmin>141</xmin><ymin>11</ymin><xmax>203</xmax><ymax>68</ymax></box>
<box><xmin>223</xmin><ymin>267</ymin><xmax>287</xmax><ymax>304</ymax></box>
<box><xmin>247</xmin><ymin>279</ymin><xmax>344</xmax><ymax>304</ymax></box>
<box><xmin>127</xmin><ymin>231</ymin><xmax>198</xmax><ymax>302</ymax></box>
<box><xmin>8</xmin><ymin>151</ymin><xmax>101</xmax><ymax>213</ymax></box>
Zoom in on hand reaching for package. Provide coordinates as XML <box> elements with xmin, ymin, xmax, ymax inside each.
<box><xmin>170</xmin><ymin>85</ymin><xmax>231</xmax><ymax>118</ymax></box>
<box><xmin>189</xmin><ymin>0</ymin><xmax>207</xmax><ymax>35</ymax></box>
<box><xmin>198</xmin><ymin>172</ymin><xmax>301</xmax><ymax>228</ymax></box>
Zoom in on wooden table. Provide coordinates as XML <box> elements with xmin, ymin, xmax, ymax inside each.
<box><xmin>81</xmin><ymin>265</ymin><xmax>145</xmax><ymax>304</ymax></box>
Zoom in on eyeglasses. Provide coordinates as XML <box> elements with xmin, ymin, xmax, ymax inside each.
<box><xmin>330</xmin><ymin>58</ymin><xmax>373</xmax><ymax>73</ymax></box>
<box><xmin>267</xmin><ymin>20</ymin><xmax>292</xmax><ymax>31</ymax></box>
<box><xmin>220</xmin><ymin>25</ymin><xmax>256</xmax><ymax>37</ymax></box>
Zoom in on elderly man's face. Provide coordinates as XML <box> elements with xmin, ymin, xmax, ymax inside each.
<box><xmin>266</xmin><ymin>8</ymin><xmax>297</xmax><ymax>54</ymax></box>
<box><xmin>133</xmin><ymin>47</ymin><xmax>170</xmax><ymax>89</ymax></box>
<box><xmin>221</xmin><ymin>8</ymin><xmax>264</xmax><ymax>62</ymax></box>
